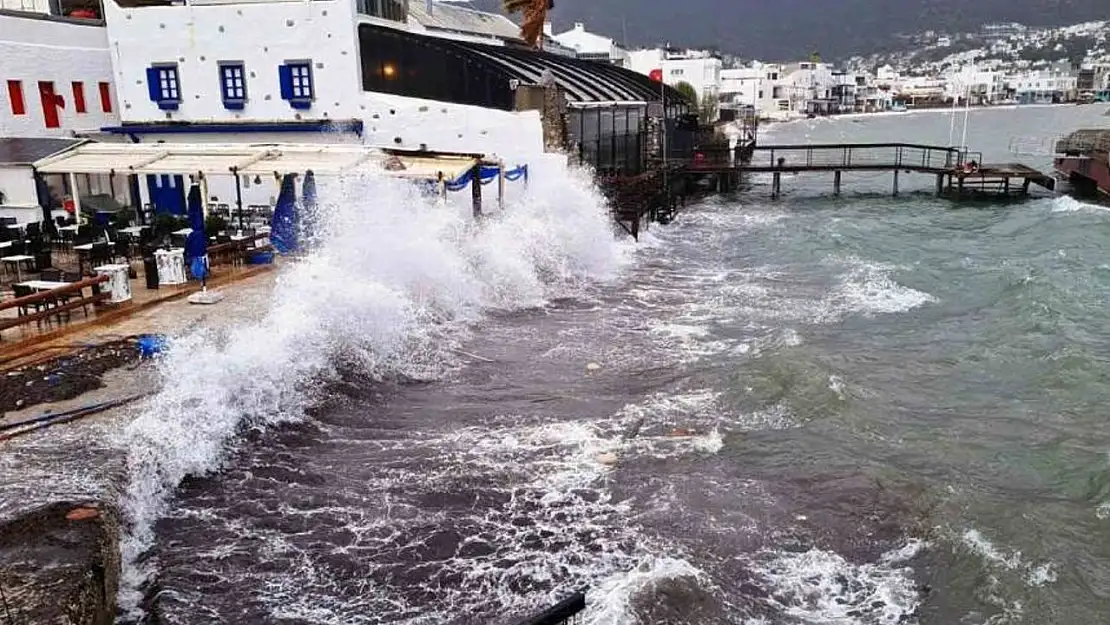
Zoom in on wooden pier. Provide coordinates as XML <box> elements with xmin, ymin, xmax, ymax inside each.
<box><xmin>679</xmin><ymin>142</ymin><xmax>1056</xmax><ymax>200</ymax></box>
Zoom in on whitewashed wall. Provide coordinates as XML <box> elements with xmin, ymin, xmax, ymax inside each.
<box><xmin>0</xmin><ymin>166</ymin><xmax>37</xmax><ymax>206</ymax></box>
<box><xmin>0</xmin><ymin>165</ymin><xmax>42</xmax><ymax>223</ymax></box>
<box><xmin>104</xmin><ymin>0</ymin><xmax>545</xmax><ymax>155</ymax></box>
<box><xmin>0</xmin><ymin>14</ymin><xmax>119</xmax><ymax>138</ymax></box>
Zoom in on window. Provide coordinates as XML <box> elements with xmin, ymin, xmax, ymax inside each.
<box><xmin>98</xmin><ymin>82</ymin><xmax>112</xmax><ymax>113</ymax></box>
<box><xmin>279</xmin><ymin>61</ymin><xmax>313</xmax><ymax>109</ymax></box>
<box><xmin>145</xmin><ymin>64</ymin><xmax>181</xmax><ymax>110</ymax></box>
<box><xmin>356</xmin><ymin>0</ymin><xmax>405</xmax><ymax>22</ymax></box>
<box><xmin>218</xmin><ymin>62</ymin><xmax>247</xmax><ymax>109</ymax></box>
<box><xmin>6</xmin><ymin>80</ymin><xmax>24</xmax><ymax>115</ymax></box>
<box><xmin>72</xmin><ymin>82</ymin><xmax>86</xmax><ymax>113</ymax></box>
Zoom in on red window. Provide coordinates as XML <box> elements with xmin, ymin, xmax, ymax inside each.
<box><xmin>6</xmin><ymin>80</ymin><xmax>25</xmax><ymax>115</ymax></box>
<box><xmin>98</xmin><ymin>81</ymin><xmax>112</xmax><ymax>113</ymax></box>
<box><xmin>38</xmin><ymin>81</ymin><xmax>60</xmax><ymax>129</ymax></box>
<box><xmin>72</xmin><ymin>81</ymin><xmax>86</xmax><ymax>113</ymax></box>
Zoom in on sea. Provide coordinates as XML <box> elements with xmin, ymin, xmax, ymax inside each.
<box><xmin>12</xmin><ymin>103</ymin><xmax>1110</xmax><ymax>624</ymax></box>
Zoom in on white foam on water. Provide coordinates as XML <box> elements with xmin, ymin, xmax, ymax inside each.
<box><xmin>826</xmin><ymin>258</ymin><xmax>937</xmax><ymax>319</ymax></box>
<box><xmin>961</xmin><ymin>528</ymin><xmax>1057</xmax><ymax>587</ymax></box>
<box><xmin>114</xmin><ymin>160</ymin><xmax>625</xmax><ymax>619</ymax></box>
<box><xmin>751</xmin><ymin>539</ymin><xmax>924</xmax><ymax>625</ymax></box>
<box><xmin>583</xmin><ymin>556</ymin><xmax>710</xmax><ymax>625</ymax></box>
<box><xmin>1049</xmin><ymin>195</ymin><xmax>1110</xmax><ymax>213</ymax></box>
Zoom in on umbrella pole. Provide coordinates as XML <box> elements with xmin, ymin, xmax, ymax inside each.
<box><xmin>233</xmin><ymin>168</ymin><xmax>245</xmax><ymax>231</ymax></box>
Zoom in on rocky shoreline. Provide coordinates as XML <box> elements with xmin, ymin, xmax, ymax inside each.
<box><xmin>0</xmin><ymin>501</ymin><xmax>120</xmax><ymax>625</ymax></box>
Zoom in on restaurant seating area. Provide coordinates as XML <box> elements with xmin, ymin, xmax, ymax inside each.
<box><xmin>0</xmin><ymin>212</ymin><xmax>275</xmax><ymax>340</ymax></box>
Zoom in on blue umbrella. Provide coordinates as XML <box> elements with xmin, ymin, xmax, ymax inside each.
<box><xmin>271</xmin><ymin>173</ymin><xmax>298</xmax><ymax>254</ymax></box>
<box><xmin>184</xmin><ymin>183</ymin><xmax>209</xmax><ymax>284</ymax></box>
<box><xmin>301</xmin><ymin>170</ymin><xmax>317</xmax><ymax>248</ymax></box>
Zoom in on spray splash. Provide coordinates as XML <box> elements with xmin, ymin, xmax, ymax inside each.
<box><xmin>115</xmin><ymin>159</ymin><xmax>625</xmax><ymax>619</ymax></box>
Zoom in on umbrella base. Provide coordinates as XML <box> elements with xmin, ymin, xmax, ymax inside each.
<box><xmin>188</xmin><ymin>289</ymin><xmax>226</xmax><ymax>305</ymax></box>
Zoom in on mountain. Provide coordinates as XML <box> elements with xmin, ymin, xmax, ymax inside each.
<box><xmin>468</xmin><ymin>0</ymin><xmax>1108</xmax><ymax>61</ymax></box>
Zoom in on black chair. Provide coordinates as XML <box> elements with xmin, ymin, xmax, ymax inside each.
<box><xmin>39</xmin><ymin>268</ymin><xmax>62</xmax><ymax>281</ymax></box>
<box><xmin>11</xmin><ymin>284</ymin><xmax>49</xmax><ymax>324</ymax></box>
<box><xmin>25</xmin><ymin>223</ymin><xmax>41</xmax><ymax>239</ymax></box>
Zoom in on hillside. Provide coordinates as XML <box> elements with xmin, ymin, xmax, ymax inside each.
<box><xmin>468</xmin><ymin>0</ymin><xmax>1108</xmax><ymax>60</ymax></box>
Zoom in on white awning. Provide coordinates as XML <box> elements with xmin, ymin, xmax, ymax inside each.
<box><xmin>33</xmin><ymin>142</ymin><xmax>482</xmax><ymax>182</ymax></box>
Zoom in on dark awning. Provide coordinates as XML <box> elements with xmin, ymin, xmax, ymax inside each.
<box><xmin>0</xmin><ymin>138</ymin><xmax>86</xmax><ymax>167</ymax></box>
<box><xmin>453</xmin><ymin>40</ymin><xmax>686</xmax><ymax>104</ymax></box>
<box><xmin>361</xmin><ymin>24</ymin><xmax>685</xmax><ymax>105</ymax></box>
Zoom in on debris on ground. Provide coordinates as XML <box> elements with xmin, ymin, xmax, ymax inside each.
<box><xmin>0</xmin><ymin>340</ymin><xmax>142</xmax><ymax>414</ymax></box>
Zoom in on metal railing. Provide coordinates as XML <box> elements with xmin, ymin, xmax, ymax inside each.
<box><xmin>513</xmin><ymin>593</ymin><xmax>587</xmax><ymax>625</ymax></box>
<box><xmin>748</xmin><ymin>143</ymin><xmax>963</xmax><ymax>171</ymax></box>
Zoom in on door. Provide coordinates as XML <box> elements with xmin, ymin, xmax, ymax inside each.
<box><xmin>38</xmin><ymin>81</ymin><xmax>61</xmax><ymax>129</ymax></box>
<box><xmin>146</xmin><ymin>174</ymin><xmax>187</xmax><ymax>215</ymax></box>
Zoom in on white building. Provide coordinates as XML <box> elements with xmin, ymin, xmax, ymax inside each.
<box><xmin>550</xmin><ymin>21</ymin><xmax>629</xmax><ymax>67</ymax></box>
<box><xmin>0</xmin><ymin>6</ymin><xmax>123</xmax><ymax>222</ymax></box>
<box><xmin>780</xmin><ymin>61</ymin><xmax>836</xmax><ymax>115</ymax></box>
<box><xmin>95</xmin><ymin>0</ymin><xmax>673</xmax><ymax>212</ymax></box>
<box><xmin>719</xmin><ymin>62</ymin><xmax>790</xmax><ymax>120</ymax></box>
<box><xmin>626</xmin><ymin>47</ymin><xmax>722</xmax><ymax>114</ymax></box>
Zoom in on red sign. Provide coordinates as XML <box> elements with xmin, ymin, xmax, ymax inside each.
<box><xmin>649</xmin><ymin>68</ymin><xmax>663</xmax><ymax>82</ymax></box>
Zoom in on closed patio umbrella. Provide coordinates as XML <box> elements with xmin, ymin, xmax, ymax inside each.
<box><xmin>184</xmin><ymin>183</ymin><xmax>208</xmax><ymax>285</ymax></box>
<box><xmin>271</xmin><ymin>173</ymin><xmax>298</xmax><ymax>254</ymax></box>
<box><xmin>185</xmin><ymin>182</ymin><xmax>224</xmax><ymax>304</ymax></box>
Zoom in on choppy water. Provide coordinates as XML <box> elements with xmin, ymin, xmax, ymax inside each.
<box><xmin>24</xmin><ymin>105</ymin><xmax>1110</xmax><ymax>624</ymax></box>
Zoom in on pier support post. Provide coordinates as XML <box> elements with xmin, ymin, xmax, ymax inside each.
<box><xmin>1022</xmin><ymin>178</ymin><xmax>1030</xmax><ymax>195</ymax></box>
<box><xmin>834</xmin><ymin>170</ymin><xmax>842</xmax><ymax>196</ymax></box>
<box><xmin>892</xmin><ymin>169</ymin><xmax>900</xmax><ymax>197</ymax></box>
<box><xmin>1004</xmin><ymin>177</ymin><xmax>1010</xmax><ymax>195</ymax></box>
<box><xmin>772</xmin><ymin>172</ymin><xmax>781</xmax><ymax>199</ymax></box>
<box><xmin>935</xmin><ymin>173</ymin><xmax>944</xmax><ymax>197</ymax></box>
<box><xmin>470</xmin><ymin>165</ymin><xmax>482</xmax><ymax>219</ymax></box>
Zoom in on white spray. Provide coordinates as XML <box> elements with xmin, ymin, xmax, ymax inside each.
<box><xmin>115</xmin><ymin>159</ymin><xmax>626</xmax><ymax>619</ymax></box>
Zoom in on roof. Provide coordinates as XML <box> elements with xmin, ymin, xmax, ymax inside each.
<box><xmin>364</xmin><ymin>23</ymin><xmax>685</xmax><ymax>105</ymax></box>
<box><xmin>408</xmin><ymin>2</ymin><xmax>521</xmax><ymax>41</ymax></box>
<box><xmin>452</xmin><ymin>38</ymin><xmax>685</xmax><ymax>104</ymax></box>
<box><xmin>33</xmin><ymin>142</ymin><xmax>487</xmax><ymax>181</ymax></box>
<box><xmin>0</xmin><ymin>138</ymin><xmax>86</xmax><ymax>167</ymax></box>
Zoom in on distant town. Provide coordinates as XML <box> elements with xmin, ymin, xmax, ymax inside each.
<box><xmin>549</xmin><ymin>19</ymin><xmax>1110</xmax><ymax>122</ymax></box>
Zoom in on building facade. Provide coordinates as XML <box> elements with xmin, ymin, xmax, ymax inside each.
<box><xmin>1</xmin><ymin>5</ymin><xmax>122</xmax><ymax>221</ymax></box>
<box><xmin>626</xmin><ymin>47</ymin><xmax>722</xmax><ymax>117</ymax></box>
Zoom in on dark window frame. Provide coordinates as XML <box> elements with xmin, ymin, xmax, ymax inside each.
<box><xmin>218</xmin><ymin>61</ymin><xmax>248</xmax><ymax>109</ymax></box>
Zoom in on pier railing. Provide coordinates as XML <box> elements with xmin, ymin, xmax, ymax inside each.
<box><xmin>746</xmin><ymin>143</ymin><xmax>963</xmax><ymax>172</ymax></box>
<box><xmin>674</xmin><ymin>142</ymin><xmax>971</xmax><ymax>173</ymax></box>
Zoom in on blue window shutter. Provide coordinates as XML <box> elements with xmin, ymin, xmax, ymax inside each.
<box><xmin>278</xmin><ymin>64</ymin><xmax>293</xmax><ymax>100</ymax></box>
<box><xmin>146</xmin><ymin>67</ymin><xmax>161</xmax><ymax>102</ymax></box>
